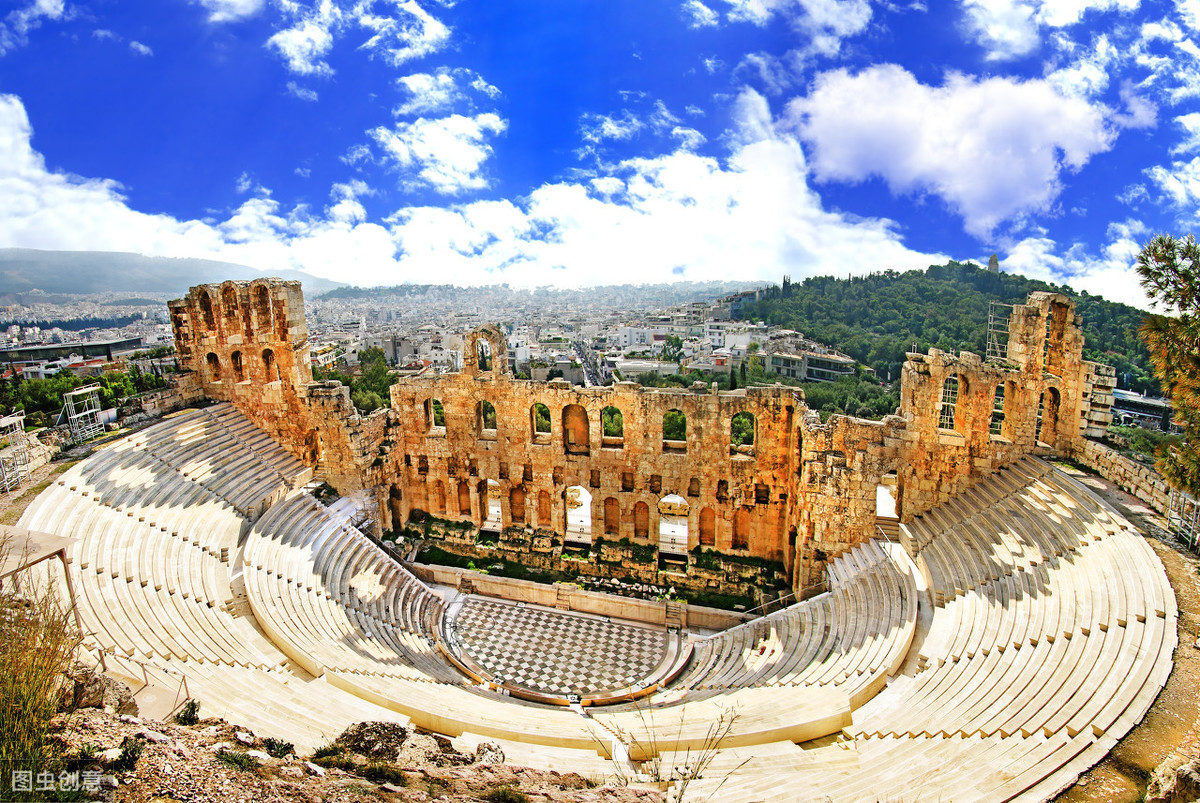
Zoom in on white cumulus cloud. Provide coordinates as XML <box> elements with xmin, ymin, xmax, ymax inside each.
<box><xmin>1145</xmin><ymin>154</ymin><xmax>1200</xmax><ymax>220</ymax></box>
<box><xmin>1</xmin><ymin>0</ymin><xmax>66</xmax><ymax>55</ymax></box>
<box><xmin>129</xmin><ymin>40</ymin><xmax>153</xmax><ymax>56</ymax></box>
<box><xmin>723</xmin><ymin>0</ymin><xmax>872</xmax><ymax>58</ymax></box>
<box><xmin>194</xmin><ymin>0</ymin><xmax>265</xmax><ymax>22</ymax></box>
<box><xmin>682</xmin><ymin>0</ymin><xmax>720</xmax><ymax>27</ymax></box>
<box><xmin>0</xmin><ymin>89</ymin><xmax>953</xmax><ymax>290</ymax></box>
<box><xmin>962</xmin><ymin>0</ymin><xmax>1140</xmax><ymax>60</ymax></box>
<box><xmin>393</xmin><ymin>69</ymin><xmax>497</xmax><ymax>115</ymax></box>
<box><xmin>788</xmin><ymin>64</ymin><xmax>1116</xmax><ymax>238</ymax></box>
<box><xmin>368</xmin><ymin>113</ymin><xmax>507</xmax><ymax>195</ymax></box>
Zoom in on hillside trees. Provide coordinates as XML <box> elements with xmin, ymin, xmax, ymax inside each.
<box><xmin>740</xmin><ymin>262</ymin><xmax>1157</xmax><ymax>392</ymax></box>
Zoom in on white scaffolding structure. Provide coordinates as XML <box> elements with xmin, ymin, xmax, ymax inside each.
<box><xmin>1167</xmin><ymin>488</ymin><xmax>1200</xmax><ymax>551</ymax></box>
<box><xmin>0</xmin><ymin>412</ymin><xmax>30</xmax><ymax>493</ymax></box>
<box><xmin>986</xmin><ymin>301</ymin><xmax>1014</xmax><ymax>364</ymax></box>
<box><xmin>62</xmin><ymin>384</ymin><xmax>104</xmax><ymax>444</ymax></box>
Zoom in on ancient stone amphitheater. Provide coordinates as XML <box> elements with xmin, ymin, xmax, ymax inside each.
<box><xmin>14</xmin><ymin>281</ymin><xmax>1181</xmax><ymax>801</ymax></box>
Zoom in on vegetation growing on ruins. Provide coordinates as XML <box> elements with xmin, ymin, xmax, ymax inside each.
<box><xmin>0</xmin><ymin>547</ymin><xmax>83</xmax><ymax>800</ymax></box>
<box><xmin>1103</xmin><ymin>425</ymin><xmax>1182</xmax><ymax>464</ymax></box>
<box><xmin>601</xmin><ymin>405</ymin><xmax>622</xmax><ymax>436</ymax></box>
<box><xmin>1135</xmin><ymin>233</ymin><xmax>1200</xmax><ymax>495</ymax></box>
<box><xmin>740</xmin><ymin>261</ymin><xmax>1157</xmax><ymax>394</ymax></box>
<box><xmin>0</xmin><ymin>367</ymin><xmax>167</xmax><ymax>427</ymax></box>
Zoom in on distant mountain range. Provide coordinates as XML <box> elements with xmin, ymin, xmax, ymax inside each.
<box><xmin>0</xmin><ymin>249</ymin><xmax>344</xmax><ymax>298</ymax></box>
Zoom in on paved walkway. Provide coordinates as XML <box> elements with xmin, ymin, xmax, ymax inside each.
<box><xmin>450</xmin><ymin>597</ymin><xmax>667</xmax><ymax>696</ymax></box>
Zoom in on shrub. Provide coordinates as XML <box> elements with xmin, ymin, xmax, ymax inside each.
<box><xmin>485</xmin><ymin>786</ymin><xmax>530</xmax><ymax>803</ymax></box>
<box><xmin>361</xmin><ymin>762</ymin><xmax>405</xmax><ymax>785</ymax></box>
<box><xmin>312</xmin><ymin>742</ymin><xmax>342</xmax><ymax>759</ymax></box>
<box><xmin>110</xmin><ymin>736</ymin><xmax>143</xmax><ymax>773</ymax></box>
<box><xmin>262</xmin><ymin>737</ymin><xmax>293</xmax><ymax>759</ymax></box>
<box><xmin>174</xmin><ymin>699</ymin><xmax>200</xmax><ymax>726</ymax></box>
<box><xmin>215</xmin><ymin>749</ymin><xmax>257</xmax><ymax>772</ymax></box>
<box><xmin>0</xmin><ymin>554</ymin><xmax>81</xmax><ymax>799</ymax></box>
<box><xmin>312</xmin><ymin>753</ymin><xmax>357</xmax><ymax>772</ymax></box>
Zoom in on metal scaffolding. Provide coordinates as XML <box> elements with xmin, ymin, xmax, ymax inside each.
<box><xmin>1167</xmin><ymin>488</ymin><xmax>1200</xmax><ymax>551</ymax></box>
<box><xmin>0</xmin><ymin>412</ymin><xmax>30</xmax><ymax>493</ymax></box>
<box><xmin>986</xmin><ymin>301</ymin><xmax>1014</xmax><ymax>364</ymax></box>
<box><xmin>61</xmin><ymin>384</ymin><xmax>104</xmax><ymax>444</ymax></box>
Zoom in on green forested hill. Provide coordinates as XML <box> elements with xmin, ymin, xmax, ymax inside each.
<box><xmin>738</xmin><ymin>262</ymin><xmax>1156</xmax><ymax>394</ymax></box>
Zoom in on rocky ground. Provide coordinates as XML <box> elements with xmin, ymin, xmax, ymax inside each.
<box><xmin>46</xmin><ymin>704</ymin><xmax>661</xmax><ymax>803</ymax></box>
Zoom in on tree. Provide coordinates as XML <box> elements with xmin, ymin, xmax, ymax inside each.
<box><xmin>1135</xmin><ymin>233</ymin><xmax>1200</xmax><ymax>495</ymax></box>
<box><xmin>661</xmin><ymin>335</ymin><xmax>683</xmax><ymax>364</ymax></box>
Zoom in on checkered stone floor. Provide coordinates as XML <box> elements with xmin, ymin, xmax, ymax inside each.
<box><xmin>450</xmin><ymin>597</ymin><xmax>668</xmax><ymax>696</ymax></box>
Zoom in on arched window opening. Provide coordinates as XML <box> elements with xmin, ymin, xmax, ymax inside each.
<box><xmin>538</xmin><ymin>490</ymin><xmax>551</xmax><ymax>526</ymax></box>
<box><xmin>477</xmin><ymin>400</ymin><xmax>497</xmax><ymax>437</ymax></box>
<box><xmin>604</xmin><ymin>497</ymin><xmax>619</xmax><ymax>535</ymax></box>
<box><xmin>634</xmin><ymin>502</ymin><xmax>650</xmax><ymax>539</ymax></box>
<box><xmin>663</xmin><ymin>409</ymin><xmax>686</xmax><ymax>452</ymax></box>
<box><xmin>938</xmin><ymin>374</ymin><xmax>959</xmax><ymax>431</ymax></box>
<box><xmin>510</xmin><ymin>487</ymin><xmax>526</xmax><ymax>525</ymax></box>
<box><xmin>699</xmin><ymin>507</ymin><xmax>716</xmax><ymax>546</ymax></box>
<box><xmin>458</xmin><ymin>482</ymin><xmax>471</xmax><ymax>517</ymax></box>
<box><xmin>733</xmin><ymin>508</ymin><xmax>751</xmax><ymax>550</ymax></box>
<box><xmin>531</xmin><ymin>403</ymin><xmax>551</xmax><ymax>443</ymax></box>
<box><xmin>731</xmin><ymin>411</ymin><xmax>756</xmax><ymax>455</ymax></box>
<box><xmin>433</xmin><ymin>481</ymin><xmax>446</xmax><ymax>514</ymax></box>
<box><xmin>1043</xmin><ymin>302</ymin><xmax>1069</xmax><ymax>376</ymax></box>
<box><xmin>230</xmin><ymin>350</ymin><xmax>244</xmax><ymax>382</ymax></box>
<box><xmin>222</xmin><ymin>285</ymin><xmax>238</xmax><ymax>318</ymax></box>
<box><xmin>483</xmin><ymin>479</ymin><xmax>502</xmax><ymax>529</ymax></box>
<box><xmin>262</xmin><ymin>348</ymin><xmax>280</xmax><ymax>382</ymax></box>
<box><xmin>206</xmin><ymin>352</ymin><xmax>222</xmax><ymax>383</ymax></box>
<box><xmin>601</xmin><ymin>405</ymin><xmax>624</xmax><ymax>447</ymax></box>
<box><xmin>1038</xmin><ymin>387</ymin><xmax>1060</xmax><ymax>447</ymax></box>
<box><xmin>253</xmin><ymin>285</ymin><xmax>271</xmax><ymax>327</ymax></box>
<box><xmin>200</xmin><ymin>292</ymin><xmax>216</xmax><ymax>329</ymax></box>
<box><xmin>658</xmin><ymin>494</ymin><xmax>689</xmax><ymax>557</ymax></box>
<box><xmin>564</xmin><ymin>485</ymin><xmax>593</xmax><ymax>544</ymax></box>
<box><xmin>477</xmin><ymin>339</ymin><xmax>492</xmax><ymax>372</ymax></box>
<box><xmin>989</xmin><ymin>384</ymin><xmax>1006</xmax><ymax>436</ymax></box>
<box><xmin>562</xmin><ymin>404</ymin><xmax>590</xmax><ymax>455</ymax></box>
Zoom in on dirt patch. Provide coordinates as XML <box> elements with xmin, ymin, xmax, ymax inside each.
<box><xmin>1052</xmin><ymin>466</ymin><xmax>1200</xmax><ymax>803</ymax></box>
<box><xmin>0</xmin><ymin>457</ymin><xmax>78</xmax><ymax>527</ymax></box>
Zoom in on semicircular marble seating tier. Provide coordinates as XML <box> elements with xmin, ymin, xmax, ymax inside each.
<box><xmin>18</xmin><ymin>406</ymin><xmax>1177</xmax><ymax>801</ymax></box>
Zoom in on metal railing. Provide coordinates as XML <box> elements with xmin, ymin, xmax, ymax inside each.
<box><xmin>87</xmin><ymin>643</ymin><xmax>191</xmax><ymax>714</ymax></box>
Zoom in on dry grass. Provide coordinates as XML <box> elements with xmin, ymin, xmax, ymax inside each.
<box><xmin>0</xmin><ymin>540</ymin><xmax>82</xmax><ymax>799</ymax></box>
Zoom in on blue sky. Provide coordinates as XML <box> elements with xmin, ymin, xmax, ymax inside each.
<box><xmin>1</xmin><ymin>0</ymin><xmax>1199</xmax><ymax>306</ymax></box>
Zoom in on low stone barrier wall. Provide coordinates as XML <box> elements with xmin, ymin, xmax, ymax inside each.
<box><xmin>407</xmin><ymin>562</ymin><xmax>751</xmax><ymax>631</ymax></box>
<box><xmin>1072</xmin><ymin>437</ymin><xmax>1170</xmax><ymax>514</ymax></box>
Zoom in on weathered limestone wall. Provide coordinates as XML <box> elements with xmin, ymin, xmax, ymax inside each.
<box><xmin>1081</xmin><ymin>362</ymin><xmax>1117</xmax><ymax>438</ymax></box>
<box><xmin>386</xmin><ymin>366</ymin><xmax>801</xmax><ymax>569</ymax></box>
<box><xmin>166</xmin><ymin>280</ymin><xmax>1120</xmax><ymax>597</ymax></box>
<box><xmin>896</xmin><ymin>292</ymin><xmax>1092</xmax><ymax>520</ymax></box>
<box><xmin>168</xmin><ymin>280</ymin><xmax>386</xmax><ymax>506</ymax></box>
<box><xmin>1071</xmin><ymin>438</ymin><xmax>1170</xmax><ymax>513</ymax></box>
<box><xmin>794</xmin><ymin>412</ymin><xmax>906</xmax><ymax>588</ymax></box>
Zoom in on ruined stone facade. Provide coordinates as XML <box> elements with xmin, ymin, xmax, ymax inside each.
<box><xmin>167</xmin><ymin>282</ymin><xmax>1116</xmax><ymax>596</ymax></box>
